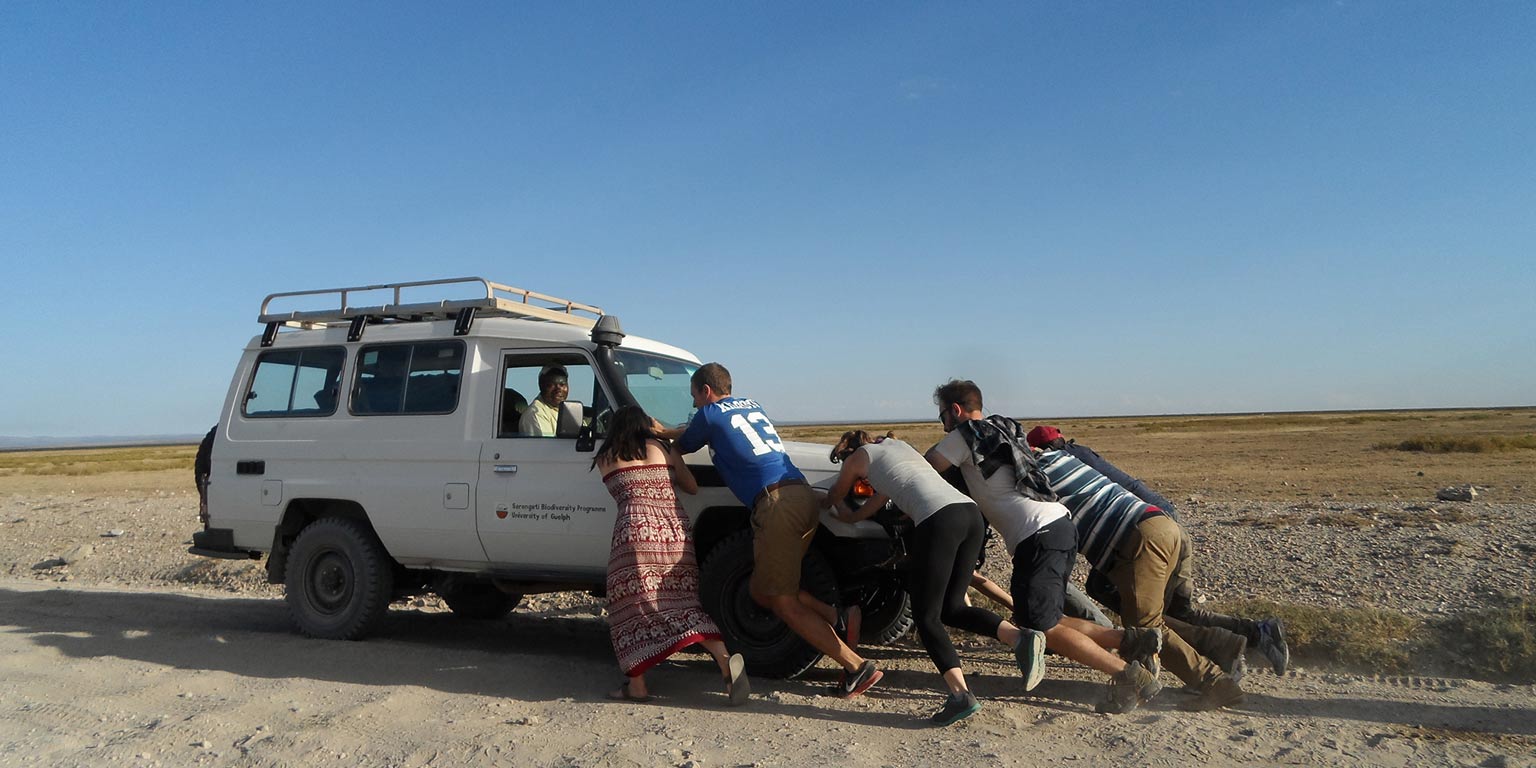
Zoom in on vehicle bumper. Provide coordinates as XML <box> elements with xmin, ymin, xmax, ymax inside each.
<box><xmin>188</xmin><ymin>528</ymin><xmax>262</xmax><ymax>560</ymax></box>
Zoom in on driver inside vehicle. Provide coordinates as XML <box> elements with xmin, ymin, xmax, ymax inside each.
<box><xmin>520</xmin><ymin>365</ymin><xmax>569</xmax><ymax>437</ymax></box>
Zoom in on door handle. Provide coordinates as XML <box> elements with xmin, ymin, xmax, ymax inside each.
<box><xmin>494</xmin><ymin>464</ymin><xmax>518</xmax><ymax>475</ymax></box>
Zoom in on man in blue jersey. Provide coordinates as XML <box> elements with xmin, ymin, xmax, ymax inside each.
<box><xmin>663</xmin><ymin>363</ymin><xmax>882</xmax><ymax>698</ymax></box>
<box><xmin>1026</xmin><ymin>425</ymin><xmax>1290</xmax><ymax>676</ymax></box>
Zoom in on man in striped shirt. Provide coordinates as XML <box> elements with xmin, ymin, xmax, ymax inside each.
<box><xmin>1036</xmin><ymin>447</ymin><xmax>1248</xmax><ymax>710</ymax></box>
<box><xmin>1028</xmin><ymin>425</ymin><xmax>1290</xmax><ymax>677</ymax></box>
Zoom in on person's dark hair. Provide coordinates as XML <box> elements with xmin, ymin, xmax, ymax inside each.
<box><xmin>1045</xmin><ymin>436</ymin><xmax>1069</xmax><ymax>451</ymax></box>
<box><xmin>691</xmin><ymin>362</ymin><xmax>732</xmax><ymax>396</ymax></box>
<box><xmin>933</xmin><ymin>379</ymin><xmax>983</xmax><ymax>413</ymax></box>
<box><xmin>592</xmin><ymin>404</ymin><xmax>656</xmax><ymax>470</ymax></box>
<box><xmin>828</xmin><ymin>429</ymin><xmax>895</xmax><ymax>463</ymax></box>
<box><xmin>538</xmin><ymin>365</ymin><xmax>569</xmax><ymax>392</ymax></box>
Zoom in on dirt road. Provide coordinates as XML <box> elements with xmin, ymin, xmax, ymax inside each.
<box><xmin>3</xmin><ymin>578</ymin><xmax>1533</xmax><ymax>767</ymax></box>
<box><xmin>3</xmin><ymin>414</ymin><xmax>1535</xmax><ymax>767</ymax></box>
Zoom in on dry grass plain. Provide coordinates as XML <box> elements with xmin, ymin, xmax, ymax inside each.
<box><xmin>780</xmin><ymin>407</ymin><xmax>1536</xmax><ymax>504</ymax></box>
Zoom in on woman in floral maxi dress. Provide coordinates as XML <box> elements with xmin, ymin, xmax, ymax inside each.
<box><xmin>594</xmin><ymin>405</ymin><xmax>749</xmax><ymax>704</ymax></box>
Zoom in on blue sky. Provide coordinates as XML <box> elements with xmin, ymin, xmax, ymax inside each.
<box><xmin>2</xmin><ymin>2</ymin><xmax>1532</xmax><ymax>437</ymax></box>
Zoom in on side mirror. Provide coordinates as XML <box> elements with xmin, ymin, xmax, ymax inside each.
<box><xmin>556</xmin><ymin>401</ymin><xmax>584</xmax><ymax>439</ymax></box>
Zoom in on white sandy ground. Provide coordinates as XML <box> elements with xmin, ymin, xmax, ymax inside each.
<box><xmin>2</xmin><ymin>579</ymin><xmax>1534</xmax><ymax>768</ymax></box>
<box><xmin>1</xmin><ymin>480</ymin><xmax>1534</xmax><ymax>767</ymax></box>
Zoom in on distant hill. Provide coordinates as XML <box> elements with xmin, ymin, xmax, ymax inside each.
<box><xmin>0</xmin><ymin>435</ymin><xmax>204</xmax><ymax>451</ymax></box>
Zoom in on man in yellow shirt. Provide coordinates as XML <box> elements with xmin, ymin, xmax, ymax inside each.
<box><xmin>518</xmin><ymin>365</ymin><xmax>568</xmax><ymax>436</ymax></box>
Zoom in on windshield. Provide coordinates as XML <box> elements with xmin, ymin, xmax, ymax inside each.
<box><xmin>613</xmin><ymin>350</ymin><xmax>699</xmax><ymax>428</ymax></box>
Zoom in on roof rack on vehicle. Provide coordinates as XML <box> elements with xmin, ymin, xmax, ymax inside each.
<box><xmin>257</xmin><ymin>277</ymin><xmax>603</xmax><ymax>346</ymax></box>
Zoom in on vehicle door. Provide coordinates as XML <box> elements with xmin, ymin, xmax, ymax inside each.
<box><xmin>475</xmin><ymin>350</ymin><xmax>617</xmax><ymax>576</ymax></box>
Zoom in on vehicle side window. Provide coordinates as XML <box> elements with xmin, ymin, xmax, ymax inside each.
<box><xmin>352</xmin><ymin>341</ymin><xmax>464</xmax><ymax>415</ymax></box>
<box><xmin>243</xmin><ymin>347</ymin><xmax>346</xmax><ymax>417</ymax></box>
<box><xmin>499</xmin><ymin>353</ymin><xmax>610</xmax><ymax>438</ymax></box>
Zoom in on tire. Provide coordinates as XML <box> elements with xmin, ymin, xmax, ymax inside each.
<box><xmin>439</xmin><ymin>583</ymin><xmax>521</xmax><ymax>620</ymax></box>
<box><xmin>860</xmin><ymin>583</ymin><xmax>914</xmax><ymax>646</ymax></box>
<box><xmin>699</xmin><ymin>529</ymin><xmax>838</xmax><ymax>679</ymax></box>
<box><xmin>283</xmin><ymin>517</ymin><xmax>395</xmax><ymax>640</ymax></box>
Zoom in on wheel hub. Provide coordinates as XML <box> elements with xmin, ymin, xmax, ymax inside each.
<box><xmin>308</xmin><ymin>551</ymin><xmax>354</xmax><ymax>615</ymax></box>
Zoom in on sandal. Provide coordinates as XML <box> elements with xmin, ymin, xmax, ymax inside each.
<box><xmin>606</xmin><ymin>680</ymin><xmax>653</xmax><ymax>703</ymax></box>
<box><xmin>725</xmin><ymin>653</ymin><xmax>750</xmax><ymax>707</ymax></box>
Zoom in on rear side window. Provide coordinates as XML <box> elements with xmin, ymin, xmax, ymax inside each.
<box><xmin>243</xmin><ymin>347</ymin><xmax>346</xmax><ymax>417</ymax></box>
<box><xmin>352</xmin><ymin>341</ymin><xmax>465</xmax><ymax>415</ymax></box>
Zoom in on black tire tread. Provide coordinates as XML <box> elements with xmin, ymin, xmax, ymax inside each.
<box><xmin>283</xmin><ymin>517</ymin><xmax>395</xmax><ymax>640</ymax></box>
<box><xmin>699</xmin><ymin>529</ymin><xmax>837</xmax><ymax>680</ymax></box>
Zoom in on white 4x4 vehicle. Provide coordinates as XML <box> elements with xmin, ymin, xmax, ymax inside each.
<box><xmin>193</xmin><ymin>278</ymin><xmax>913</xmax><ymax>677</ymax></box>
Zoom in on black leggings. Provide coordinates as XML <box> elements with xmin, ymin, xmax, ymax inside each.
<box><xmin>906</xmin><ymin>502</ymin><xmax>1005</xmax><ymax>673</ymax></box>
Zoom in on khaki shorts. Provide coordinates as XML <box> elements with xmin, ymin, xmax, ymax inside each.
<box><xmin>749</xmin><ymin>483</ymin><xmax>820</xmax><ymax>597</ymax></box>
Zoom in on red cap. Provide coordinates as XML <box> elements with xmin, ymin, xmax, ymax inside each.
<box><xmin>1026</xmin><ymin>425</ymin><xmax>1062</xmax><ymax>449</ymax></box>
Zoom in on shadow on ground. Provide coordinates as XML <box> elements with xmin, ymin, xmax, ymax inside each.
<box><xmin>3</xmin><ymin>585</ymin><xmax>1533</xmax><ymax>736</ymax></box>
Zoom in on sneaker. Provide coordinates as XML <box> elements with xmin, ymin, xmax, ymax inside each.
<box><xmin>1255</xmin><ymin>619</ymin><xmax>1290</xmax><ymax>676</ymax></box>
<box><xmin>930</xmin><ymin>690</ymin><xmax>981</xmax><ymax>726</ymax></box>
<box><xmin>1120</xmin><ymin>627</ymin><xmax>1163</xmax><ymax>678</ymax></box>
<box><xmin>839</xmin><ymin>660</ymin><xmax>883</xmax><ymax>699</ymax></box>
<box><xmin>1183</xmin><ymin>673</ymin><xmax>1245</xmax><ymax>711</ymax></box>
<box><xmin>1096</xmin><ymin>660</ymin><xmax>1163</xmax><ymax>714</ymax></box>
<box><xmin>1209</xmin><ymin>632</ymin><xmax>1248</xmax><ymax>687</ymax></box>
<box><xmin>1013</xmin><ymin>629</ymin><xmax>1046</xmax><ymax>692</ymax></box>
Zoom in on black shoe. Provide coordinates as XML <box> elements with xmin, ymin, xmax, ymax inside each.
<box><xmin>1255</xmin><ymin>619</ymin><xmax>1290</xmax><ymax>676</ymax></box>
<box><xmin>930</xmin><ymin>691</ymin><xmax>981</xmax><ymax>726</ymax></box>
<box><xmin>839</xmin><ymin>661</ymin><xmax>883</xmax><ymax>699</ymax></box>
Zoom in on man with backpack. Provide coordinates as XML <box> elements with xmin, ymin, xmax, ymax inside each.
<box><xmin>925</xmin><ymin>380</ymin><xmax>1163</xmax><ymax>714</ymax></box>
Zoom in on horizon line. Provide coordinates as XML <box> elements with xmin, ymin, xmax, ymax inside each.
<box><xmin>5</xmin><ymin>403</ymin><xmax>1532</xmax><ymax>451</ymax></box>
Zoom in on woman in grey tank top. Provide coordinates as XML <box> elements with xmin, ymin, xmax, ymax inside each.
<box><xmin>825</xmin><ymin>430</ymin><xmax>1040</xmax><ymax>725</ymax></box>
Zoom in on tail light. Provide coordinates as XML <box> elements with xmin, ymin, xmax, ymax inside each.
<box><xmin>852</xmin><ymin>479</ymin><xmax>876</xmax><ymax>498</ymax></box>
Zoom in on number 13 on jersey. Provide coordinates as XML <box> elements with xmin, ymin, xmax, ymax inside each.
<box><xmin>729</xmin><ymin>412</ymin><xmax>785</xmax><ymax>455</ymax></box>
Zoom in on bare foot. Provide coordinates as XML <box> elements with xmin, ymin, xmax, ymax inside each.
<box><xmin>606</xmin><ymin>680</ymin><xmax>652</xmax><ymax>702</ymax></box>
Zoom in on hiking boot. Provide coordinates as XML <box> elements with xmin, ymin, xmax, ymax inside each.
<box><xmin>1096</xmin><ymin>660</ymin><xmax>1163</xmax><ymax>714</ymax></box>
<box><xmin>839</xmin><ymin>661</ymin><xmax>883</xmax><ymax>699</ymax></box>
<box><xmin>1255</xmin><ymin>618</ymin><xmax>1290</xmax><ymax>676</ymax></box>
<box><xmin>1209</xmin><ymin>632</ymin><xmax>1248</xmax><ymax>686</ymax></box>
<box><xmin>1120</xmin><ymin>626</ymin><xmax>1163</xmax><ymax>678</ymax></box>
<box><xmin>930</xmin><ymin>690</ymin><xmax>981</xmax><ymax>726</ymax></box>
<box><xmin>1183</xmin><ymin>673</ymin><xmax>1245</xmax><ymax>711</ymax></box>
<box><xmin>1013</xmin><ymin>628</ymin><xmax>1046</xmax><ymax>692</ymax></box>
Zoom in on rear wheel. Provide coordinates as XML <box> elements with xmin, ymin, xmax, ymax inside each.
<box><xmin>859</xmin><ymin>583</ymin><xmax>914</xmax><ymax>645</ymax></box>
<box><xmin>284</xmin><ymin>517</ymin><xmax>394</xmax><ymax>640</ymax></box>
<box><xmin>439</xmin><ymin>582</ymin><xmax>522</xmax><ymax>620</ymax></box>
<box><xmin>699</xmin><ymin>529</ymin><xmax>838</xmax><ymax>679</ymax></box>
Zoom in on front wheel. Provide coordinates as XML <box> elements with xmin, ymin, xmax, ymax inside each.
<box><xmin>859</xmin><ymin>582</ymin><xmax>914</xmax><ymax>646</ymax></box>
<box><xmin>699</xmin><ymin>529</ymin><xmax>838</xmax><ymax>679</ymax></box>
<box><xmin>284</xmin><ymin>517</ymin><xmax>395</xmax><ymax>640</ymax></box>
